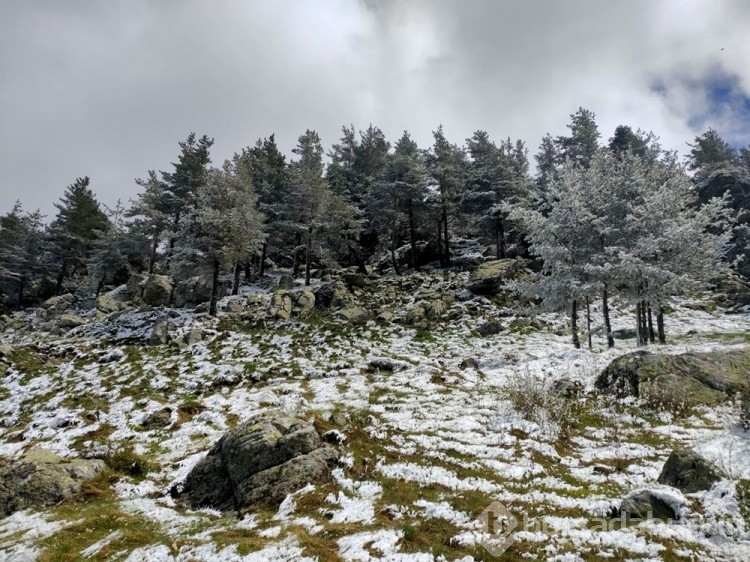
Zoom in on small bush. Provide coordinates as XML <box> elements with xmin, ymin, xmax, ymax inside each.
<box><xmin>105</xmin><ymin>446</ymin><xmax>151</xmax><ymax>478</ymax></box>
<box><xmin>501</xmin><ymin>370</ymin><xmax>575</xmax><ymax>442</ymax></box>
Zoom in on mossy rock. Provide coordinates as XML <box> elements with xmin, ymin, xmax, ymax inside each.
<box><xmin>596</xmin><ymin>349</ymin><xmax>750</xmax><ymax>404</ymax></box>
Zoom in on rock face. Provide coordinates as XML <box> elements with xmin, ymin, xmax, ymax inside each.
<box><xmin>294</xmin><ymin>290</ymin><xmax>316</xmax><ymax>317</ymax></box>
<box><xmin>179</xmin><ymin>414</ymin><xmax>338</xmax><ymax>511</ymax></box>
<box><xmin>58</xmin><ymin>313</ymin><xmax>85</xmax><ymax>329</ymax></box>
<box><xmin>466</xmin><ymin>259</ymin><xmax>519</xmax><ymax>295</ymax></box>
<box><xmin>0</xmin><ymin>448</ymin><xmax>105</xmax><ymax>518</ymax></box>
<box><xmin>595</xmin><ymin>349</ymin><xmax>750</xmax><ymax>405</ymax></box>
<box><xmin>657</xmin><ymin>449</ymin><xmax>724</xmax><ymax>493</ymax></box>
<box><xmin>41</xmin><ymin>293</ymin><xmax>75</xmax><ymax>316</ymax></box>
<box><xmin>142</xmin><ymin>275</ymin><xmax>173</xmax><ymax>307</ymax></box>
<box><xmin>335</xmin><ymin>307</ymin><xmax>370</xmax><ymax>324</ymax></box>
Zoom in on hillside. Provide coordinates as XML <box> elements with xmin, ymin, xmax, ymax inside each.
<box><xmin>1</xmin><ymin>266</ymin><xmax>750</xmax><ymax>561</ymax></box>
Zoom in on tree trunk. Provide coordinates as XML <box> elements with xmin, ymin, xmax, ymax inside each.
<box><xmin>441</xmin><ymin>204</ymin><xmax>450</xmax><ymax>267</ymax></box>
<box><xmin>17</xmin><ymin>280</ymin><xmax>24</xmax><ymax>309</ymax></box>
<box><xmin>391</xmin><ymin>225</ymin><xmax>401</xmax><ymax>276</ymax></box>
<box><xmin>408</xmin><ymin>199</ymin><xmax>419</xmax><ymax>271</ymax></box>
<box><xmin>657</xmin><ymin>306</ymin><xmax>666</xmax><ymax>344</ymax></box>
<box><xmin>305</xmin><ymin>228</ymin><xmax>312</xmax><ymax>286</ymax></box>
<box><xmin>232</xmin><ymin>262</ymin><xmax>241</xmax><ymax>295</ymax></box>
<box><xmin>55</xmin><ymin>260</ymin><xmax>66</xmax><ymax>295</ymax></box>
<box><xmin>497</xmin><ymin>217</ymin><xmax>507</xmax><ymax>259</ymax></box>
<box><xmin>602</xmin><ymin>286</ymin><xmax>614</xmax><ymax>348</ymax></box>
<box><xmin>209</xmin><ymin>259</ymin><xmax>220</xmax><ymax>317</ymax></box>
<box><xmin>259</xmin><ymin>242</ymin><xmax>268</xmax><ymax>278</ymax></box>
<box><xmin>571</xmin><ymin>300</ymin><xmax>581</xmax><ymax>349</ymax></box>
<box><xmin>244</xmin><ymin>262</ymin><xmax>251</xmax><ymax>282</ymax></box>
<box><xmin>647</xmin><ymin>303</ymin><xmax>655</xmax><ymax>343</ymax></box>
<box><xmin>435</xmin><ymin>219</ymin><xmax>444</xmax><ymax>267</ymax></box>
<box><xmin>640</xmin><ymin>301</ymin><xmax>649</xmax><ymax>345</ymax></box>
<box><xmin>585</xmin><ymin>296</ymin><xmax>592</xmax><ymax>350</ymax></box>
<box><xmin>635</xmin><ymin>301</ymin><xmax>642</xmax><ymax>347</ymax></box>
<box><xmin>148</xmin><ymin>232</ymin><xmax>158</xmax><ymax>274</ymax></box>
<box><xmin>95</xmin><ymin>275</ymin><xmax>105</xmax><ymax>297</ymax></box>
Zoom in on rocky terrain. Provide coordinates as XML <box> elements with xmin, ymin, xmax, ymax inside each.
<box><xmin>1</xmin><ymin>262</ymin><xmax>750</xmax><ymax>561</ymax></box>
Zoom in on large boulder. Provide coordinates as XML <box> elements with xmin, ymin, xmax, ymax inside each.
<box><xmin>149</xmin><ymin>316</ymin><xmax>175</xmax><ymax>346</ymax></box>
<box><xmin>173</xmin><ymin>276</ymin><xmax>213</xmax><ymax>307</ymax></box>
<box><xmin>96</xmin><ymin>294</ymin><xmax>124</xmax><ymax>314</ymax></box>
<box><xmin>657</xmin><ymin>449</ymin><xmax>725</xmax><ymax>493</ymax></box>
<box><xmin>142</xmin><ymin>275</ymin><xmax>173</xmax><ymax>307</ymax></box>
<box><xmin>178</xmin><ymin>414</ymin><xmax>338</xmax><ymax>510</ymax></box>
<box><xmin>595</xmin><ymin>349</ymin><xmax>750</xmax><ymax>405</ymax></box>
<box><xmin>294</xmin><ymin>290</ymin><xmax>316</xmax><ymax>317</ymax></box>
<box><xmin>466</xmin><ymin>259</ymin><xmax>520</xmax><ymax>295</ymax></box>
<box><xmin>58</xmin><ymin>313</ymin><xmax>86</xmax><ymax>329</ymax></box>
<box><xmin>314</xmin><ymin>281</ymin><xmax>351</xmax><ymax>310</ymax></box>
<box><xmin>619</xmin><ymin>489</ymin><xmax>683</xmax><ymax>521</ymax></box>
<box><xmin>269</xmin><ymin>291</ymin><xmax>293</xmax><ymax>320</ymax></box>
<box><xmin>335</xmin><ymin>307</ymin><xmax>370</xmax><ymax>324</ymax></box>
<box><xmin>0</xmin><ymin>448</ymin><xmax>105</xmax><ymax>518</ymax></box>
<box><xmin>125</xmin><ymin>272</ymin><xmax>148</xmax><ymax>301</ymax></box>
<box><xmin>41</xmin><ymin>293</ymin><xmax>75</xmax><ymax>316</ymax></box>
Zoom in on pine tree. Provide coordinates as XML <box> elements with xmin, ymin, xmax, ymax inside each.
<box><xmin>48</xmin><ymin>177</ymin><xmax>109</xmax><ymax>293</ymax></box>
<box><xmin>426</xmin><ymin>125</ymin><xmax>465</xmax><ymax>267</ymax></box>
<box><xmin>0</xmin><ymin>202</ymin><xmax>44</xmax><ymax>307</ymax></box>
<box><xmin>161</xmin><ymin>133</ymin><xmax>214</xmax><ymax>254</ymax></box>
<box><xmin>555</xmin><ymin>108</ymin><xmax>601</xmax><ymax>169</ymax></box>
<box><xmin>239</xmin><ymin>134</ymin><xmax>287</xmax><ymax>278</ymax></box>
<box><xmin>87</xmin><ymin>201</ymin><xmax>131</xmax><ymax>295</ymax></box>
<box><xmin>128</xmin><ymin>171</ymin><xmax>168</xmax><ymax>274</ymax></box>
<box><xmin>174</xmin><ymin>160</ymin><xmax>265</xmax><ymax>315</ymax></box>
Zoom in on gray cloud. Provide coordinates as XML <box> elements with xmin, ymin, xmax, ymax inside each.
<box><xmin>1</xmin><ymin>0</ymin><xmax>749</xmax><ymax>218</ymax></box>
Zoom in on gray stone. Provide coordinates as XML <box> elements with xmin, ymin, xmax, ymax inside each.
<box><xmin>595</xmin><ymin>349</ymin><xmax>750</xmax><ymax>405</ymax></box>
<box><xmin>179</xmin><ymin>414</ymin><xmax>338</xmax><ymax>511</ymax></box>
<box><xmin>314</xmin><ymin>281</ymin><xmax>350</xmax><ymax>310</ymax></box>
<box><xmin>459</xmin><ymin>358</ymin><xmax>479</xmax><ymax>370</ymax></box>
<box><xmin>96</xmin><ymin>294</ymin><xmax>124</xmax><ymax>314</ymax></box>
<box><xmin>477</xmin><ymin>320</ymin><xmax>503</xmax><ymax>336</ymax></box>
<box><xmin>294</xmin><ymin>290</ymin><xmax>316</xmax><ymax>317</ymax></box>
<box><xmin>269</xmin><ymin>291</ymin><xmax>293</xmax><ymax>320</ymax></box>
<box><xmin>742</xmin><ymin>394</ymin><xmax>750</xmax><ymax>431</ymax></box>
<box><xmin>550</xmin><ymin>379</ymin><xmax>583</xmax><ymax>398</ymax></box>
<box><xmin>368</xmin><ymin>358</ymin><xmax>409</xmax><ymax>372</ymax></box>
<box><xmin>425</xmin><ymin>299</ymin><xmax>447</xmax><ymax>319</ymax></box>
<box><xmin>141</xmin><ymin>407</ymin><xmax>173</xmax><ymax>429</ymax></box>
<box><xmin>0</xmin><ymin>449</ymin><xmax>105</xmax><ymax>518</ymax></box>
<box><xmin>277</xmin><ymin>274</ymin><xmax>294</xmax><ymax>290</ymax></box>
<box><xmin>58</xmin><ymin>314</ymin><xmax>85</xmax><ymax>328</ymax></box>
<box><xmin>149</xmin><ymin>316</ymin><xmax>175</xmax><ymax>346</ymax></box>
<box><xmin>619</xmin><ymin>490</ymin><xmax>679</xmax><ymax>521</ymax></box>
<box><xmin>335</xmin><ymin>307</ymin><xmax>370</xmax><ymax>324</ymax></box>
<box><xmin>142</xmin><ymin>274</ymin><xmax>173</xmax><ymax>307</ymax></box>
<box><xmin>185</xmin><ymin>328</ymin><xmax>203</xmax><ymax>346</ymax></box>
<box><xmin>657</xmin><ymin>449</ymin><xmax>725</xmax><ymax>493</ymax></box>
<box><xmin>0</xmin><ymin>344</ymin><xmax>13</xmax><ymax>359</ymax></box>
<box><xmin>174</xmin><ymin>276</ymin><xmax>213</xmax><ymax>307</ymax></box>
<box><xmin>466</xmin><ymin>259</ymin><xmax>519</xmax><ymax>295</ymax></box>
<box><xmin>125</xmin><ymin>272</ymin><xmax>148</xmax><ymax>300</ymax></box>
<box><xmin>403</xmin><ymin>304</ymin><xmax>427</xmax><ymax>325</ymax></box>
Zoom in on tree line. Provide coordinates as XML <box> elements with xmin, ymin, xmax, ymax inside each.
<box><xmin>1</xmin><ymin>108</ymin><xmax>746</xmax><ymax>344</ymax></box>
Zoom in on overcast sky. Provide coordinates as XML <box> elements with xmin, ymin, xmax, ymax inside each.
<box><xmin>2</xmin><ymin>0</ymin><xmax>750</xmax><ymax>218</ymax></box>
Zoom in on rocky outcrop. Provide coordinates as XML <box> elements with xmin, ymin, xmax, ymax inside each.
<box><xmin>149</xmin><ymin>316</ymin><xmax>175</xmax><ymax>346</ymax></box>
<box><xmin>294</xmin><ymin>290</ymin><xmax>316</xmax><ymax>317</ymax></box>
<box><xmin>58</xmin><ymin>313</ymin><xmax>86</xmax><ymax>329</ymax></box>
<box><xmin>657</xmin><ymin>449</ymin><xmax>725</xmax><ymax>493</ymax></box>
<box><xmin>96</xmin><ymin>294</ymin><xmax>124</xmax><ymax>314</ymax></box>
<box><xmin>178</xmin><ymin>413</ymin><xmax>338</xmax><ymax>510</ymax></box>
<box><xmin>125</xmin><ymin>272</ymin><xmax>148</xmax><ymax>301</ymax></box>
<box><xmin>41</xmin><ymin>293</ymin><xmax>75</xmax><ymax>316</ymax></box>
<box><xmin>173</xmin><ymin>276</ymin><xmax>213</xmax><ymax>307</ymax></box>
<box><xmin>466</xmin><ymin>259</ymin><xmax>519</xmax><ymax>295</ymax></box>
<box><xmin>314</xmin><ymin>281</ymin><xmax>351</xmax><ymax>310</ymax></box>
<box><xmin>595</xmin><ymin>349</ymin><xmax>750</xmax><ymax>405</ymax></box>
<box><xmin>141</xmin><ymin>407</ymin><xmax>173</xmax><ymax>429</ymax></box>
<box><xmin>0</xmin><ymin>448</ymin><xmax>105</xmax><ymax>518</ymax></box>
<box><xmin>477</xmin><ymin>320</ymin><xmax>503</xmax><ymax>336</ymax></box>
<box><xmin>142</xmin><ymin>275</ymin><xmax>173</xmax><ymax>307</ymax></box>
<box><xmin>269</xmin><ymin>291</ymin><xmax>293</xmax><ymax>320</ymax></box>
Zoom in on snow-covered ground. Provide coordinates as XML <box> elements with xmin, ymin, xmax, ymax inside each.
<box><xmin>1</xmin><ymin>271</ymin><xmax>749</xmax><ymax>561</ymax></box>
